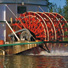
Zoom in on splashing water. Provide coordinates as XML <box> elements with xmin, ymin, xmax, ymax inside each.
<box><xmin>19</xmin><ymin>43</ymin><xmax>68</xmax><ymax>56</ymax></box>
<box><xmin>39</xmin><ymin>50</ymin><xmax>68</xmax><ymax>56</ymax></box>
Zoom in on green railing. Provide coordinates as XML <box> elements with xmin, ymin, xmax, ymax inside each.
<box><xmin>0</xmin><ymin>41</ymin><xmax>68</xmax><ymax>47</ymax></box>
<box><xmin>0</xmin><ymin>41</ymin><xmax>44</xmax><ymax>47</ymax></box>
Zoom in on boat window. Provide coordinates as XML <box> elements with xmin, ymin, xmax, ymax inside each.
<box><xmin>17</xmin><ymin>6</ymin><xmax>26</xmax><ymax>14</ymax></box>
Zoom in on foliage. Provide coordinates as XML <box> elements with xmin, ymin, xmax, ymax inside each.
<box><xmin>48</xmin><ymin>2</ymin><xmax>63</xmax><ymax>15</ymax></box>
<box><xmin>63</xmin><ymin>0</ymin><xmax>68</xmax><ymax>21</ymax></box>
<box><xmin>48</xmin><ymin>2</ymin><xmax>54</xmax><ymax>12</ymax></box>
<box><xmin>58</xmin><ymin>6</ymin><xmax>63</xmax><ymax>15</ymax></box>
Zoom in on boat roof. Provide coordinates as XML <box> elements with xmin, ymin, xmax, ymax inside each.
<box><xmin>0</xmin><ymin>0</ymin><xmax>48</xmax><ymax>6</ymax></box>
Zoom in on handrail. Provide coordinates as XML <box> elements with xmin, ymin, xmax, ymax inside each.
<box><xmin>0</xmin><ymin>41</ymin><xmax>68</xmax><ymax>47</ymax></box>
<box><xmin>0</xmin><ymin>41</ymin><xmax>44</xmax><ymax>47</ymax></box>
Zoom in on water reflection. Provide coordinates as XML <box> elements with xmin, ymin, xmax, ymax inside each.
<box><xmin>0</xmin><ymin>56</ymin><xmax>4</xmax><ymax>68</ymax></box>
<box><xmin>5</xmin><ymin>55</ymin><xmax>36</xmax><ymax>68</ymax></box>
<box><xmin>0</xmin><ymin>55</ymin><xmax>68</xmax><ymax>68</ymax></box>
<box><xmin>35</xmin><ymin>56</ymin><xmax>66</xmax><ymax>68</ymax></box>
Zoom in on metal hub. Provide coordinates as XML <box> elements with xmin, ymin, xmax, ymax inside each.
<box><xmin>20</xmin><ymin>29</ymin><xmax>32</xmax><ymax>41</ymax></box>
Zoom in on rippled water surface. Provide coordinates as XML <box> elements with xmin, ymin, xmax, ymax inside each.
<box><xmin>0</xmin><ymin>55</ymin><xmax>68</xmax><ymax>68</ymax></box>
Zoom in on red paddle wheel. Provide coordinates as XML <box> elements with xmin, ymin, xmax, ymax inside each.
<box><xmin>11</xmin><ymin>12</ymin><xmax>68</xmax><ymax>41</ymax></box>
<box><xmin>9</xmin><ymin>12</ymin><xmax>68</xmax><ymax>54</ymax></box>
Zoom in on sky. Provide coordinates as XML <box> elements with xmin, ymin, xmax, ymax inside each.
<box><xmin>49</xmin><ymin>0</ymin><xmax>66</xmax><ymax>8</ymax></box>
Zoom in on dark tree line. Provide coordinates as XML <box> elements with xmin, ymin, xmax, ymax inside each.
<box><xmin>63</xmin><ymin>0</ymin><xmax>68</xmax><ymax>21</ymax></box>
<box><xmin>48</xmin><ymin>0</ymin><xmax>68</xmax><ymax>21</ymax></box>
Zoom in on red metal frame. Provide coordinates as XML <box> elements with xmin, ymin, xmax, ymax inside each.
<box><xmin>10</xmin><ymin>12</ymin><xmax>68</xmax><ymax>41</ymax></box>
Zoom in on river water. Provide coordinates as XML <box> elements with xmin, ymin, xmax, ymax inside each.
<box><xmin>0</xmin><ymin>55</ymin><xmax>68</xmax><ymax>68</ymax></box>
<box><xmin>0</xmin><ymin>43</ymin><xmax>68</xmax><ymax>68</ymax></box>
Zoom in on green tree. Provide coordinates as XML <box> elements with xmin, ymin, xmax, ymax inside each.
<box><xmin>63</xmin><ymin>0</ymin><xmax>68</xmax><ymax>21</ymax></box>
<box><xmin>48</xmin><ymin>2</ymin><xmax>53</xmax><ymax>12</ymax></box>
<box><xmin>48</xmin><ymin>1</ymin><xmax>64</xmax><ymax>16</ymax></box>
<box><xmin>53</xmin><ymin>4</ymin><xmax>58</xmax><ymax>12</ymax></box>
<box><xmin>58</xmin><ymin>6</ymin><xmax>63</xmax><ymax>15</ymax></box>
